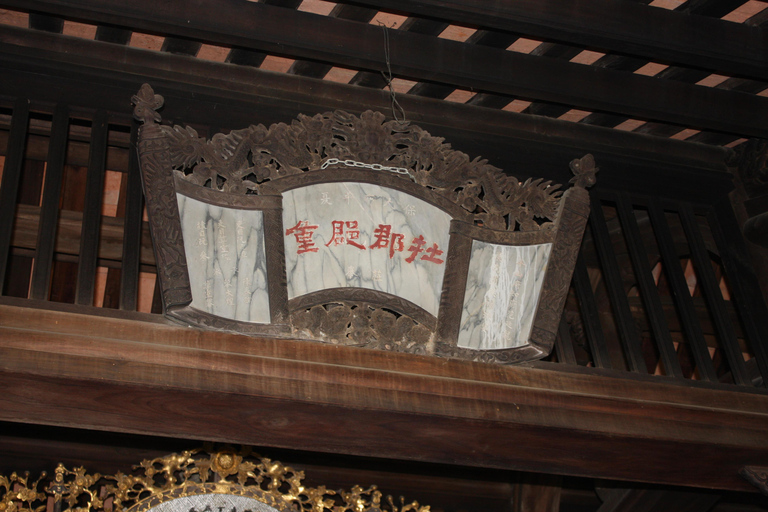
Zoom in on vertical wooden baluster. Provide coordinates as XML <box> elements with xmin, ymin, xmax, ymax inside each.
<box><xmin>648</xmin><ymin>201</ymin><xmax>717</xmax><ymax>382</ymax></box>
<box><xmin>707</xmin><ymin>200</ymin><xmax>768</xmax><ymax>386</ymax></box>
<box><xmin>679</xmin><ymin>203</ymin><xmax>750</xmax><ymax>385</ymax></box>
<box><xmin>75</xmin><ymin>110</ymin><xmax>109</xmax><ymax>306</ymax></box>
<box><xmin>571</xmin><ymin>254</ymin><xmax>611</xmax><ymax>369</ymax></box>
<box><xmin>30</xmin><ymin>104</ymin><xmax>69</xmax><ymax>300</ymax></box>
<box><xmin>554</xmin><ymin>315</ymin><xmax>577</xmax><ymax>365</ymax></box>
<box><xmin>0</xmin><ymin>98</ymin><xmax>30</xmax><ymax>293</ymax></box>
<box><xmin>615</xmin><ymin>193</ymin><xmax>683</xmax><ymax>378</ymax></box>
<box><xmin>119</xmin><ymin>120</ymin><xmax>144</xmax><ymax>311</ymax></box>
<box><xmin>589</xmin><ymin>195</ymin><xmax>646</xmax><ymax>372</ymax></box>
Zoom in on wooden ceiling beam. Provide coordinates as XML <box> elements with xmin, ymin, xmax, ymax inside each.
<box><xmin>0</xmin><ymin>301</ymin><xmax>767</xmax><ymax>491</ymax></box>
<box><xmin>3</xmin><ymin>1</ymin><xmax>768</xmax><ymax>139</ymax></box>
<box><xmin>0</xmin><ymin>25</ymin><xmax>736</xmax><ymax>204</ymax></box>
<box><xmin>333</xmin><ymin>0</ymin><xmax>768</xmax><ymax>82</ymax></box>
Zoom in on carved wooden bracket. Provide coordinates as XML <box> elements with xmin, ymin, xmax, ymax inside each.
<box><xmin>740</xmin><ymin>466</ymin><xmax>768</xmax><ymax>496</ymax></box>
<box><xmin>132</xmin><ymin>83</ymin><xmax>595</xmax><ymax>364</ymax></box>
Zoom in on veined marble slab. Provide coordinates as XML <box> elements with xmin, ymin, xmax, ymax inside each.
<box><xmin>146</xmin><ymin>494</ymin><xmax>279</xmax><ymax>512</ymax></box>
<box><xmin>177</xmin><ymin>194</ymin><xmax>271</xmax><ymax>323</ymax></box>
<box><xmin>282</xmin><ymin>182</ymin><xmax>452</xmax><ymax>316</ymax></box>
<box><xmin>458</xmin><ymin>241</ymin><xmax>552</xmax><ymax>350</ymax></box>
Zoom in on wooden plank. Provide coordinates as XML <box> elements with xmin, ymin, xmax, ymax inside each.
<box><xmin>0</xmin><ymin>302</ymin><xmax>767</xmax><ymax>491</ymax></box>
<box><xmin>679</xmin><ymin>203</ymin><xmax>750</xmax><ymax>386</ymax></box>
<box><xmin>29</xmin><ymin>104</ymin><xmax>69</xmax><ymax>300</ymax></box>
<box><xmin>571</xmin><ymin>254</ymin><xmax>611</xmax><ymax>369</ymax></box>
<box><xmin>287</xmin><ymin>3</ymin><xmax>377</xmax><ymax>79</ymax></box>
<box><xmin>0</xmin><ymin>97</ymin><xmax>29</xmax><ymax>292</ymax></box>
<box><xmin>707</xmin><ymin>200</ymin><xmax>768</xmax><ymax>385</ymax></box>
<box><xmin>589</xmin><ymin>197</ymin><xmax>647</xmax><ymax>373</ymax></box>
<box><xmin>0</xmin><ymin>27</ymin><xmax>737</xmax><ymax>205</ymax></box>
<box><xmin>331</xmin><ymin>0</ymin><xmax>768</xmax><ymax>81</ymax></box>
<box><xmin>614</xmin><ymin>194</ymin><xmax>683</xmax><ymax>378</ymax></box>
<box><xmin>349</xmin><ymin>17</ymin><xmax>449</xmax><ymax>89</ymax></box>
<box><xmin>647</xmin><ymin>202</ymin><xmax>718</xmax><ymax>382</ymax></box>
<box><xmin>118</xmin><ymin>121</ymin><xmax>143</xmax><ymax>311</ymax></box>
<box><xmin>6</xmin><ymin>0</ymin><xmax>768</xmax><ymax>138</ymax></box>
<box><xmin>75</xmin><ymin>110</ymin><xmax>108</xmax><ymax>306</ymax></box>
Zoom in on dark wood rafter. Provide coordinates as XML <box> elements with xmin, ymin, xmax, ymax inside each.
<box><xmin>3</xmin><ymin>1</ymin><xmax>768</xmax><ymax>138</ymax></box>
<box><xmin>332</xmin><ymin>0</ymin><xmax>768</xmax><ymax>82</ymax></box>
<box><xmin>0</xmin><ymin>24</ymin><xmax>736</xmax><ymax>205</ymax></box>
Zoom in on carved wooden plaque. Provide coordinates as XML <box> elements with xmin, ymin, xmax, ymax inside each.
<box><xmin>133</xmin><ymin>84</ymin><xmax>596</xmax><ymax>364</ymax></box>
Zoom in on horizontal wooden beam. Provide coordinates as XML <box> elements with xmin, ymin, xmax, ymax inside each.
<box><xmin>3</xmin><ymin>1</ymin><xmax>768</xmax><ymax>138</ymax></box>
<box><xmin>0</xmin><ymin>25</ymin><xmax>734</xmax><ymax>204</ymax></box>
<box><xmin>12</xmin><ymin>204</ymin><xmax>155</xmax><ymax>266</ymax></box>
<box><xmin>335</xmin><ymin>0</ymin><xmax>768</xmax><ymax>82</ymax></box>
<box><xmin>0</xmin><ymin>301</ymin><xmax>766</xmax><ymax>491</ymax></box>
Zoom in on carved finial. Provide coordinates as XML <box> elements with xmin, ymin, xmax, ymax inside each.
<box><xmin>47</xmin><ymin>464</ymin><xmax>66</xmax><ymax>501</ymax></box>
<box><xmin>740</xmin><ymin>465</ymin><xmax>768</xmax><ymax>496</ymax></box>
<box><xmin>569</xmin><ymin>153</ymin><xmax>598</xmax><ymax>189</ymax></box>
<box><xmin>132</xmin><ymin>83</ymin><xmax>164</xmax><ymax>124</ymax></box>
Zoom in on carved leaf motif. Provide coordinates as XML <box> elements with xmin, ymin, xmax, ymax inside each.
<box><xmin>157</xmin><ymin>103</ymin><xmax>573</xmax><ymax>230</ymax></box>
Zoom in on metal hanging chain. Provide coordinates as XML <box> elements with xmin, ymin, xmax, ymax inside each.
<box><xmin>321</xmin><ymin>158</ymin><xmax>415</xmax><ymax>181</ymax></box>
<box><xmin>380</xmin><ymin>23</ymin><xmax>407</xmax><ymax>125</ymax></box>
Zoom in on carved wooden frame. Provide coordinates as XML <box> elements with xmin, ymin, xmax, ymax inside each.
<box><xmin>0</xmin><ymin>448</ymin><xmax>430</xmax><ymax>512</ymax></box>
<box><xmin>132</xmin><ymin>84</ymin><xmax>595</xmax><ymax>364</ymax></box>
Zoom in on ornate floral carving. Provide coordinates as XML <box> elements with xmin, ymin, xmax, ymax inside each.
<box><xmin>132</xmin><ymin>84</ymin><xmax>596</xmax><ymax>365</ymax></box>
<box><xmin>0</xmin><ymin>449</ymin><xmax>429</xmax><ymax>512</ymax></box>
<box><xmin>291</xmin><ymin>302</ymin><xmax>432</xmax><ymax>355</ymax></box>
<box><xmin>136</xmin><ymin>84</ymin><xmax>563</xmax><ymax>231</ymax></box>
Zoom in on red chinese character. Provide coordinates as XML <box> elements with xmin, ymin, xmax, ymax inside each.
<box><xmin>344</xmin><ymin>221</ymin><xmax>365</xmax><ymax>250</ymax></box>
<box><xmin>421</xmin><ymin>242</ymin><xmax>445</xmax><ymax>264</ymax></box>
<box><xmin>405</xmin><ymin>235</ymin><xmax>426</xmax><ymax>263</ymax></box>
<box><xmin>390</xmin><ymin>233</ymin><xmax>404</xmax><ymax>259</ymax></box>
<box><xmin>370</xmin><ymin>224</ymin><xmax>405</xmax><ymax>258</ymax></box>
<box><xmin>370</xmin><ymin>224</ymin><xmax>392</xmax><ymax>249</ymax></box>
<box><xmin>325</xmin><ymin>220</ymin><xmax>365</xmax><ymax>249</ymax></box>
<box><xmin>285</xmin><ymin>220</ymin><xmax>319</xmax><ymax>254</ymax></box>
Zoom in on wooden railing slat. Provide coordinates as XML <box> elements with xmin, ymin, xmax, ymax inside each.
<box><xmin>589</xmin><ymin>196</ymin><xmax>646</xmax><ymax>373</ymax></box>
<box><xmin>572</xmin><ymin>254</ymin><xmax>611</xmax><ymax>369</ymax></box>
<box><xmin>29</xmin><ymin>104</ymin><xmax>69</xmax><ymax>301</ymax></box>
<box><xmin>0</xmin><ymin>98</ymin><xmax>30</xmax><ymax>293</ymax></box>
<box><xmin>615</xmin><ymin>193</ymin><xmax>683</xmax><ymax>378</ymax></box>
<box><xmin>119</xmin><ymin>121</ymin><xmax>143</xmax><ymax>311</ymax></box>
<box><xmin>679</xmin><ymin>203</ymin><xmax>750</xmax><ymax>386</ymax></box>
<box><xmin>648</xmin><ymin>201</ymin><xmax>718</xmax><ymax>382</ymax></box>
<box><xmin>75</xmin><ymin>111</ymin><xmax>108</xmax><ymax>306</ymax></box>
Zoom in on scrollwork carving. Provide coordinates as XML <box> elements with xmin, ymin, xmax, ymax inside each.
<box><xmin>137</xmin><ymin>84</ymin><xmax>564</xmax><ymax>231</ymax></box>
<box><xmin>0</xmin><ymin>449</ymin><xmax>430</xmax><ymax>512</ymax></box>
<box><xmin>291</xmin><ymin>301</ymin><xmax>432</xmax><ymax>355</ymax></box>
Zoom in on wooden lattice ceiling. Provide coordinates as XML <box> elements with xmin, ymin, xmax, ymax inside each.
<box><xmin>0</xmin><ymin>0</ymin><xmax>767</xmax><ymax>150</ymax></box>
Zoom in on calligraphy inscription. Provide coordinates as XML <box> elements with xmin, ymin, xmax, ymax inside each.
<box><xmin>282</xmin><ymin>182</ymin><xmax>451</xmax><ymax>316</ymax></box>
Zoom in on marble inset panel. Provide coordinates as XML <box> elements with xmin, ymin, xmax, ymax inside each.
<box><xmin>143</xmin><ymin>494</ymin><xmax>279</xmax><ymax>512</ymax></box>
<box><xmin>177</xmin><ymin>194</ymin><xmax>270</xmax><ymax>323</ymax></box>
<box><xmin>458</xmin><ymin>241</ymin><xmax>552</xmax><ymax>350</ymax></box>
<box><xmin>282</xmin><ymin>182</ymin><xmax>452</xmax><ymax>316</ymax></box>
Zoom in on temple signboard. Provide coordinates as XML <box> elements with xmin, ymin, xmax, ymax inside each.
<box><xmin>133</xmin><ymin>84</ymin><xmax>596</xmax><ymax>364</ymax></box>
